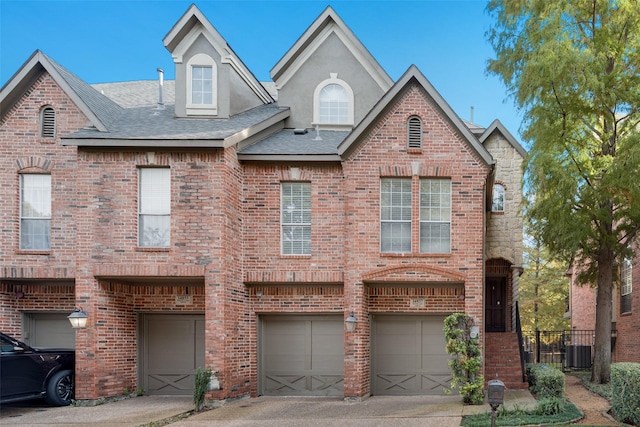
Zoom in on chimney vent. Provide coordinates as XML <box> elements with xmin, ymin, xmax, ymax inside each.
<box><xmin>156</xmin><ymin>68</ymin><xmax>165</xmax><ymax>110</ymax></box>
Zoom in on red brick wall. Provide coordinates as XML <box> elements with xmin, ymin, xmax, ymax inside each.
<box><xmin>614</xmin><ymin>253</ymin><xmax>640</xmax><ymax>363</ymax></box>
<box><xmin>0</xmin><ymin>282</ymin><xmax>75</xmax><ymax>337</ymax></box>
<box><xmin>0</xmin><ymin>73</ymin><xmax>80</xmax><ymax>277</ymax></box>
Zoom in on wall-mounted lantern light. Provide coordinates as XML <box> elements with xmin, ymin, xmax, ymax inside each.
<box><xmin>345</xmin><ymin>312</ymin><xmax>357</xmax><ymax>332</ymax></box>
<box><xmin>67</xmin><ymin>307</ymin><xmax>88</xmax><ymax>329</ymax></box>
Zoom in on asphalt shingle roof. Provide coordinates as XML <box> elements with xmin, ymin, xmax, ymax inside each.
<box><xmin>65</xmin><ymin>103</ymin><xmax>287</xmax><ymax>141</ymax></box>
<box><xmin>239</xmin><ymin>129</ymin><xmax>350</xmax><ymax>155</ymax></box>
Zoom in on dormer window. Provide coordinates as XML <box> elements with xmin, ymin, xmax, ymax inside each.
<box><xmin>187</xmin><ymin>53</ymin><xmax>217</xmax><ymax>115</ymax></box>
<box><xmin>313</xmin><ymin>73</ymin><xmax>354</xmax><ymax>128</ymax></box>
<box><xmin>40</xmin><ymin>106</ymin><xmax>56</xmax><ymax>138</ymax></box>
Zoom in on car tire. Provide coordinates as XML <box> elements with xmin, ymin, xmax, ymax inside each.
<box><xmin>44</xmin><ymin>369</ymin><xmax>74</xmax><ymax>406</ymax></box>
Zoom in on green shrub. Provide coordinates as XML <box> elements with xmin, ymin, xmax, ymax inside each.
<box><xmin>535</xmin><ymin>397</ymin><xmax>564</xmax><ymax>415</ymax></box>
<box><xmin>193</xmin><ymin>366</ymin><xmax>212</xmax><ymax>412</ymax></box>
<box><xmin>610</xmin><ymin>362</ymin><xmax>640</xmax><ymax>426</ymax></box>
<box><xmin>444</xmin><ymin>313</ymin><xmax>484</xmax><ymax>405</ymax></box>
<box><xmin>527</xmin><ymin>364</ymin><xmax>564</xmax><ymax>399</ymax></box>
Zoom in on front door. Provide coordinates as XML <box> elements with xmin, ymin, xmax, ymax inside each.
<box><xmin>486</xmin><ymin>277</ymin><xmax>507</xmax><ymax>332</ymax></box>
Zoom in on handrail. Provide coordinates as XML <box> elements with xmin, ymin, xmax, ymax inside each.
<box><xmin>515</xmin><ymin>301</ymin><xmax>526</xmax><ymax>382</ymax></box>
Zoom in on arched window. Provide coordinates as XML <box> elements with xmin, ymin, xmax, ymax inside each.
<box><xmin>313</xmin><ymin>74</ymin><xmax>354</xmax><ymax>127</ymax></box>
<box><xmin>186</xmin><ymin>53</ymin><xmax>217</xmax><ymax>115</ymax></box>
<box><xmin>40</xmin><ymin>106</ymin><xmax>56</xmax><ymax>138</ymax></box>
<box><xmin>407</xmin><ymin>116</ymin><xmax>422</xmax><ymax>149</ymax></box>
<box><xmin>492</xmin><ymin>183</ymin><xmax>505</xmax><ymax>212</ymax></box>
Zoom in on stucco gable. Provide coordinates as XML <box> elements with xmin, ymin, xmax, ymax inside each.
<box><xmin>0</xmin><ymin>50</ymin><xmax>122</xmax><ymax>132</ymax></box>
<box><xmin>338</xmin><ymin>65</ymin><xmax>495</xmax><ymax>167</ymax></box>
<box><xmin>163</xmin><ymin>4</ymin><xmax>272</xmax><ymax>104</ymax></box>
<box><xmin>270</xmin><ymin>6</ymin><xmax>392</xmax><ymax>92</ymax></box>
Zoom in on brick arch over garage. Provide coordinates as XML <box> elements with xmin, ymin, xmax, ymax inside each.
<box><xmin>361</xmin><ymin>264</ymin><xmax>466</xmax><ymax>284</ymax></box>
<box><xmin>362</xmin><ymin>264</ymin><xmax>466</xmax><ymax>314</ymax></box>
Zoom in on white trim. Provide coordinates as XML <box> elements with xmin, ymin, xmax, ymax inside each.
<box><xmin>273</xmin><ymin>22</ymin><xmax>392</xmax><ymax>92</ymax></box>
<box><xmin>312</xmin><ymin>74</ymin><xmax>354</xmax><ymax>127</ymax></box>
<box><xmin>186</xmin><ymin>53</ymin><xmax>217</xmax><ymax>115</ymax></box>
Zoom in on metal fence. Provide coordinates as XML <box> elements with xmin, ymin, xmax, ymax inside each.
<box><xmin>523</xmin><ymin>330</ymin><xmax>598</xmax><ymax>371</ymax></box>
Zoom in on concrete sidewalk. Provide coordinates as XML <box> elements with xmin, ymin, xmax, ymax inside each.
<box><xmin>0</xmin><ymin>395</ymin><xmax>193</xmax><ymax>427</ymax></box>
<box><xmin>0</xmin><ymin>390</ymin><xmax>535</xmax><ymax>427</ymax></box>
<box><xmin>171</xmin><ymin>390</ymin><xmax>536</xmax><ymax>427</ymax></box>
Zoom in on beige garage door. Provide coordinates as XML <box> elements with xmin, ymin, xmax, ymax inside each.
<box><xmin>372</xmin><ymin>315</ymin><xmax>453</xmax><ymax>395</ymax></box>
<box><xmin>141</xmin><ymin>314</ymin><xmax>205</xmax><ymax>395</ymax></box>
<box><xmin>260</xmin><ymin>315</ymin><xmax>343</xmax><ymax>396</ymax></box>
<box><xmin>23</xmin><ymin>313</ymin><xmax>76</xmax><ymax>348</ymax></box>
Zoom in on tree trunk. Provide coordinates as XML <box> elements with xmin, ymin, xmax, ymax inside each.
<box><xmin>591</xmin><ymin>247</ymin><xmax>613</xmax><ymax>384</ymax></box>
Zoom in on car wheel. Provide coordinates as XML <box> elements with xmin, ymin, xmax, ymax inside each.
<box><xmin>44</xmin><ymin>369</ymin><xmax>74</xmax><ymax>406</ymax></box>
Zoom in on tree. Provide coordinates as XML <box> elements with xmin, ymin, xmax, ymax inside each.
<box><xmin>520</xmin><ymin>231</ymin><xmax>570</xmax><ymax>336</ymax></box>
<box><xmin>487</xmin><ymin>0</ymin><xmax>640</xmax><ymax>383</ymax></box>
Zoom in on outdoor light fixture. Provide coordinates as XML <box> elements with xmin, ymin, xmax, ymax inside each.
<box><xmin>67</xmin><ymin>307</ymin><xmax>88</xmax><ymax>329</ymax></box>
<box><xmin>345</xmin><ymin>312</ymin><xmax>357</xmax><ymax>332</ymax></box>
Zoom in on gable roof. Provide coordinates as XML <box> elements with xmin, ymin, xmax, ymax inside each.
<box><xmin>163</xmin><ymin>4</ymin><xmax>273</xmax><ymax>104</ymax></box>
<box><xmin>270</xmin><ymin>5</ymin><xmax>393</xmax><ymax>92</ymax></box>
<box><xmin>337</xmin><ymin>65</ymin><xmax>495</xmax><ymax>166</ymax></box>
<box><xmin>0</xmin><ymin>50</ymin><xmax>123</xmax><ymax>132</ymax></box>
<box><xmin>479</xmin><ymin>119</ymin><xmax>527</xmax><ymax>158</ymax></box>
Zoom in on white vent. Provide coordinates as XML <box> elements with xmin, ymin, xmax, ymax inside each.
<box><xmin>407</xmin><ymin>116</ymin><xmax>422</xmax><ymax>149</ymax></box>
<box><xmin>41</xmin><ymin>106</ymin><xmax>56</xmax><ymax>138</ymax></box>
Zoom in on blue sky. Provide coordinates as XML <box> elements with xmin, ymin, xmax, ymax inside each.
<box><xmin>0</xmin><ymin>0</ymin><xmax>525</xmax><ymax>143</ymax></box>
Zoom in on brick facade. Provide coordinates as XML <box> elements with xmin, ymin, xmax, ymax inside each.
<box><xmin>1</xmin><ymin>6</ymin><xmax>525</xmax><ymax>401</ymax></box>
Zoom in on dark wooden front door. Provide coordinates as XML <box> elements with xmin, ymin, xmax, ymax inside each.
<box><xmin>486</xmin><ymin>277</ymin><xmax>507</xmax><ymax>332</ymax></box>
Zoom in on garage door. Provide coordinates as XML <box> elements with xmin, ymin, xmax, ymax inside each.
<box><xmin>260</xmin><ymin>315</ymin><xmax>343</xmax><ymax>396</ymax></box>
<box><xmin>372</xmin><ymin>315</ymin><xmax>453</xmax><ymax>395</ymax></box>
<box><xmin>23</xmin><ymin>313</ymin><xmax>76</xmax><ymax>349</ymax></box>
<box><xmin>141</xmin><ymin>314</ymin><xmax>204</xmax><ymax>395</ymax></box>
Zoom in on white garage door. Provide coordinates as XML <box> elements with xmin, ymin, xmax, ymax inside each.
<box><xmin>141</xmin><ymin>314</ymin><xmax>205</xmax><ymax>395</ymax></box>
<box><xmin>23</xmin><ymin>312</ymin><xmax>76</xmax><ymax>348</ymax></box>
<box><xmin>371</xmin><ymin>315</ymin><xmax>453</xmax><ymax>395</ymax></box>
<box><xmin>260</xmin><ymin>315</ymin><xmax>344</xmax><ymax>396</ymax></box>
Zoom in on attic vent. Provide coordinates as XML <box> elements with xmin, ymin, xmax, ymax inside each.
<box><xmin>294</xmin><ymin>128</ymin><xmax>308</xmax><ymax>135</ymax></box>
<box><xmin>407</xmin><ymin>115</ymin><xmax>422</xmax><ymax>149</ymax></box>
<box><xmin>40</xmin><ymin>106</ymin><xmax>56</xmax><ymax>138</ymax></box>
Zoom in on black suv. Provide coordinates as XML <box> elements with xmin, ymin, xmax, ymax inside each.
<box><xmin>0</xmin><ymin>332</ymin><xmax>75</xmax><ymax>406</ymax></box>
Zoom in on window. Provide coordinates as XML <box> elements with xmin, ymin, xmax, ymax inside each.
<box><xmin>20</xmin><ymin>174</ymin><xmax>51</xmax><ymax>250</ymax></box>
<box><xmin>281</xmin><ymin>182</ymin><xmax>311</xmax><ymax>255</ymax></box>
<box><xmin>492</xmin><ymin>183</ymin><xmax>505</xmax><ymax>212</ymax></box>
<box><xmin>186</xmin><ymin>53</ymin><xmax>217</xmax><ymax>114</ymax></box>
<box><xmin>138</xmin><ymin>168</ymin><xmax>170</xmax><ymax>248</ymax></box>
<box><xmin>407</xmin><ymin>116</ymin><xmax>422</xmax><ymax>149</ymax></box>
<box><xmin>380</xmin><ymin>178</ymin><xmax>412</xmax><ymax>253</ymax></box>
<box><xmin>621</xmin><ymin>255</ymin><xmax>632</xmax><ymax>313</ymax></box>
<box><xmin>420</xmin><ymin>179</ymin><xmax>451</xmax><ymax>253</ymax></box>
<box><xmin>40</xmin><ymin>106</ymin><xmax>56</xmax><ymax>138</ymax></box>
<box><xmin>313</xmin><ymin>74</ymin><xmax>354</xmax><ymax>127</ymax></box>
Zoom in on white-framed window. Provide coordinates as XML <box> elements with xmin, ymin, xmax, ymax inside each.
<box><xmin>138</xmin><ymin>168</ymin><xmax>171</xmax><ymax>248</ymax></box>
<box><xmin>40</xmin><ymin>106</ymin><xmax>56</xmax><ymax>138</ymax></box>
<box><xmin>380</xmin><ymin>178</ymin><xmax>412</xmax><ymax>253</ymax></box>
<box><xmin>407</xmin><ymin>116</ymin><xmax>422</xmax><ymax>149</ymax></box>
<box><xmin>492</xmin><ymin>183</ymin><xmax>505</xmax><ymax>212</ymax></box>
<box><xmin>420</xmin><ymin>179</ymin><xmax>451</xmax><ymax>253</ymax></box>
<box><xmin>313</xmin><ymin>73</ymin><xmax>354</xmax><ymax>127</ymax></box>
<box><xmin>621</xmin><ymin>255</ymin><xmax>633</xmax><ymax>314</ymax></box>
<box><xmin>281</xmin><ymin>182</ymin><xmax>311</xmax><ymax>255</ymax></box>
<box><xmin>20</xmin><ymin>174</ymin><xmax>51</xmax><ymax>250</ymax></box>
<box><xmin>186</xmin><ymin>53</ymin><xmax>217</xmax><ymax>115</ymax></box>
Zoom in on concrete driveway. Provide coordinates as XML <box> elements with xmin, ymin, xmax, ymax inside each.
<box><xmin>0</xmin><ymin>390</ymin><xmax>536</xmax><ymax>426</ymax></box>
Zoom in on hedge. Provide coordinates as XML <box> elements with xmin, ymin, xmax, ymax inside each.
<box><xmin>610</xmin><ymin>362</ymin><xmax>640</xmax><ymax>426</ymax></box>
<box><xmin>526</xmin><ymin>364</ymin><xmax>564</xmax><ymax>399</ymax></box>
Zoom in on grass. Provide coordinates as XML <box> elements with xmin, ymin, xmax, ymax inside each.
<box><xmin>461</xmin><ymin>399</ymin><xmax>582</xmax><ymax>427</ymax></box>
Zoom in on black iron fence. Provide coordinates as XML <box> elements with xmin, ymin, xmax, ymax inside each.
<box><xmin>522</xmin><ymin>330</ymin><xmax>603</xmax><ymax>371</ymax></box>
